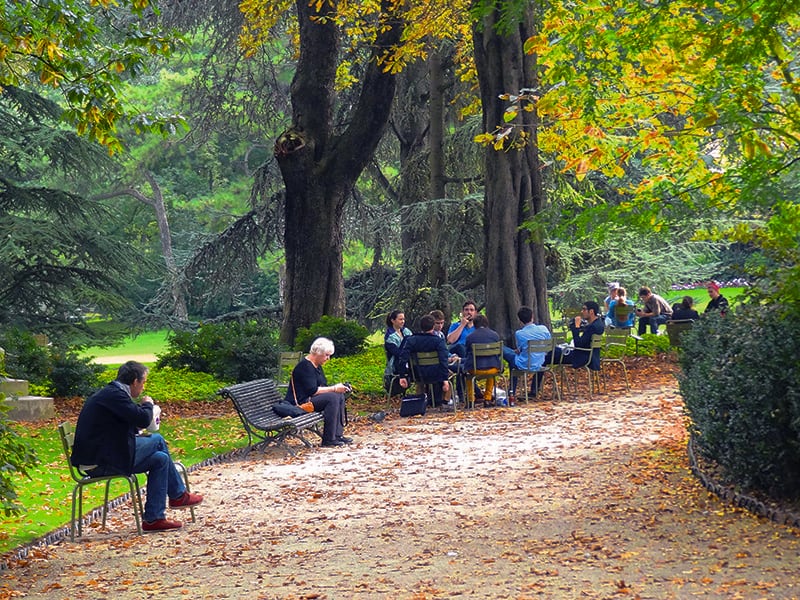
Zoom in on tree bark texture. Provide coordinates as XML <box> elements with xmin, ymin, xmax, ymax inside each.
<box><xmin>472</xmin><ymin>1</ymin><xmax>550</xmax><ymax>341</ymax></box>
<box><xmin>277</xmin><ymin>0</ymin><xmax>403</xmax><ymax>344</ymax></box>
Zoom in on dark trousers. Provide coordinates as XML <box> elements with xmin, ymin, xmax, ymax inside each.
<box><xmin>311</xmin><ymin>392</ymin><xmax>346</xmax><ymax>443</ymax></box>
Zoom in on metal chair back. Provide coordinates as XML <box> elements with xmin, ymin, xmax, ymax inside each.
<box><xmin>58</xmin><ymin>422</ymin><xmax>144</xmax><ymax>540</ymax></box>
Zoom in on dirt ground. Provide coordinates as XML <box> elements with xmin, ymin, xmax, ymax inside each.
<box><xmin>3</xmin><ymin>379</ymin><xmax>800</xmax><ymax>600</ymax></box>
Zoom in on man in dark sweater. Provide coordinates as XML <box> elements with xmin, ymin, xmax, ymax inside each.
<box><xmin>71</xmin><ymin>361</ymin><xmax>203</xmax><ymax>532</ymax></box>
<box><xmin>396</xmin><ymin>314</ymin><xmax>452</xmax><ymax>405</ymax></box>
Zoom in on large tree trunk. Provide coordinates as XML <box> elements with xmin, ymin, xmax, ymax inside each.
<box><xmin>472</xmin><ymin>2</ymin><xmax>550</xmax><ymax>341</ymax></box>
<box><xmin>277</xmin><ymin>0</ymin><xmax>403</xmax><ymax>345</ymax></box>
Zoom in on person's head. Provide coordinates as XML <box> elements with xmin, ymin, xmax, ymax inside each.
<box><xmin>517</xmin><ymin>306</ymin><xmax>534</xmax><ymax>324</ymax></box>
<box><xmin>707</xmin><ymin>281</ymin><xmax>720</xmax><ymax>298</ymax></box>
<box><xmin>461</xmin><ymin>300</ymin><xmax>477</xmax><ymax>321</ymax></box>
<box><xmin>638</xmin><ymin>286</ymin><xmax>652</xmax><ymax>300</ymax></box>
<box><xmin>386</xmin><ymin>310</ymin><xmax>405</xmax><ymax>330</ymax></box>
<box><xmin>117</xmin><ymin>361</ymin><xmax>149</xmax><ymax>398</ymax></box>
<box><xmin>681</xmin><ymin>295</ymin><xmax>694</xmax><ymax>309</ymax></box>
<box><xmin>617</xmin><ymin>287</ymin><xmax>627</xmax><ymax>299</ymax></box>
<box><xmin>309</xmin><ymin>337</ymin><xmax>335</xmax><ymax>365</ymax></box>
<box><xmin>607</xmin><ymin>282</ymin><xmax>619</xmax><ymax>295</ymax></box>
<box><xmin>429</xmin><ymin>310</ymin><xmax>445</xmax><ymax>331</ymax></box>
<box><xmin>582</xmin><ymin>301</ymin><xmax>600</xmax><ymax>320</ymax></box>
<box><xmin>419</xmin><ymin>314</ymin><xmax>435</xmax><ymax>333</ymax></box>
<box><xmin>472</xmin><ymin>313</ymin><xmax>489</xmax><ymax>328</ymax></box>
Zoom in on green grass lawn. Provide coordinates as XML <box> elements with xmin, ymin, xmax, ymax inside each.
<box><xmin>80</xmin><ymin>329</ymin><xmax>170</xmax><ymax>362</ymax></box>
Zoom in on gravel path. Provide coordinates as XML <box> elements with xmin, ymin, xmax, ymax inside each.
<box><xmin>3</xmin><ymin>384</ymin><xmax>799</xmax><ymax>600</ymax></box>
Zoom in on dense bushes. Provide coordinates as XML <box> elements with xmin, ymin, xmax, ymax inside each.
<box><xmin>679</xmin><ymin>304</ymin><xmax>800</xmax><ymax>499</ymax></box>
<box><xmin>49</xmin><ymin>352</ymin><xmax>107</xmax><ymax>397</ymax></box>
<box><xmin>0</xmin><ymin>329</ymin><xmax>106</xmax><ymax>397</ymax></box>
<box><xmin>156</xmin><ymin>320</ymin><xmax>282</xmax><ymax>382</ymax></box>
<box><xmin>293</xmin><ymin>316</ymin><xmax>369</xmax><ymax>357</ymax></box>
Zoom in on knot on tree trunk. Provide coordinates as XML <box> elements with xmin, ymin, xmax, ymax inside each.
<box><xmin>274</xmin><ymin>129</ymin><xmax>308</xmax><ymax>157</ymax></box>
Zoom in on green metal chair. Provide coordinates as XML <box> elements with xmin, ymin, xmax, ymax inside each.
<box><xmin>666</xmin><ymin>319</ymin><xmax>695</xmax><ymax>348</ymax></box>
<box><xmin>409</xmin><ymin>350</ymin><xmax>456</xmax><ymax>411</ymax></box>
<box><xmin>59</xmin><ymin>422</ymin><xmax>144</xmax><ymax>540</ymax></box>
<box><xmin>560</xmin><ymin>334</ymin><xmax>605</xmax><ymax>400</ymax></box>
<box><xmin>464</xmin><ymin>341</ymin><xmax>508</xmax><ymax>409</ymax></box>
<box><xmin>601</xmin><ymin>328</ymin><xmax>631</xmax><ymax>391</ymax></box>
<box><xmin>509</xmin><ymin>337</ymin><xmax>561</xmax><ymax>403</ymax></box>
<box><xmin>277</xmin><ymin>351</ymin><xmax>303</xmax><ymax>389</ymax></box>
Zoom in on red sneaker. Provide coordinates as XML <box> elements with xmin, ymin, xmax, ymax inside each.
<box><xmin>142</xmin><ymin>518</ymin><xmax>183</xmax><ymax>532</ymax></box>
<box><xmin>169</xmin><ymin>491</ymin><xmax>204</xmax><ymax>509</ymax></box>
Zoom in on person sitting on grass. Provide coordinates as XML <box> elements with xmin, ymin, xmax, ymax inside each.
<box><xmin>71</xmin><ymin>361</ymin><xmax>204</xmax><ymax>533</ymax></box>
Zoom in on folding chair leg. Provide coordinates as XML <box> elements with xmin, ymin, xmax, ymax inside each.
<box><xmin>175</xmin><ymin>462</ymin><xmax>195</xmax><ymax>523</ymax></box>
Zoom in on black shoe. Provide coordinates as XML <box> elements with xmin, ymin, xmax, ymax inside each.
<box><xmin>337</xmin><ymin>436</ymin><xmax>353</xmax><ymax>444</ymax></box>
<box><xmin>322</xmin><ymin>440</ymin><xmax>345</xmax><ymax>448</ymax></box>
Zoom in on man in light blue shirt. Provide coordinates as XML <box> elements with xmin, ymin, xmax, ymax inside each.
<box><xmin>503</xmin><ymin>306</ymin><xmax>551</xmax><ymax>399</ymax></box>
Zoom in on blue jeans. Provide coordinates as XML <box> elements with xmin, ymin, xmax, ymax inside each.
<box><xmin>638</xmin><ymin>314</ymin><xmax>668</xmax><ymax>335</ymax></box>
<box><xmin>502</xmin><ymin>346</ymin><xmax>520</xmax><ymax>394</ymax></box>
<box><xmin>133</xmin><ymin>434</ymin><xmax>186</xmax><ymax>522</ymax></box>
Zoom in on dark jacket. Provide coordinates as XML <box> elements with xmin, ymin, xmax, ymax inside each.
<box><xmin>71</xmin><ymin>381</ymin><xmax>153</xmax><ymax>475</ymax></box>
<box><xmin>464</xmin><ymin>326</ymin><xmax>502</xmax><ymax>371</ymax></box>
<box><xmin>395</xmin><ymin>333</ymin><xmax>450</xmax><ymax>383</ymax></box>
<box><xmin>705</xmin><ymin>295</ymin><xmax>729</xmax><ymax>315</ymax></box>
<box><xmin>671</xmin><ymin>308</ymin><xmax>699</xmax><ymax>321</ymax></box>
<box><xmin>570</xmin><ymin>317</ymin><xmax>605</xmax><ymax>369</ymax></box>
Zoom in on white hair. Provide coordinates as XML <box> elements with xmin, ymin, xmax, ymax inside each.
<box><xmin>309</xmin><ymin>337</ymin><xmax>335</xmax><ymax>356</ymax></box>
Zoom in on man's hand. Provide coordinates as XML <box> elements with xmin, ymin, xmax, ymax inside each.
<box><xmin>141</xmin><ymin>395</ymin><xmax>154</xmax><ymax>405</ymax></box>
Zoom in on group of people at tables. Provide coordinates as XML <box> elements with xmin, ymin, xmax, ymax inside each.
<box><xmin>384</xmin><ymin>282</ymin><xmax>729</xmax><ymax>407</ymax></box>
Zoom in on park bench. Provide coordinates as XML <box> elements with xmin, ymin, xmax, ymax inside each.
<box><xmin>218</xmin><ymin>378</ymin><xmax>324</xmax><ymax>456</ymax></box>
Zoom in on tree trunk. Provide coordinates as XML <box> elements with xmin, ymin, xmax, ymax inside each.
<box><xmin>277</xmin><ymin>0</ymin><xmax>402</xmax><ymax>345</ymax></box>
<box><xmin>92</xmin><ymin>171</ymin><xmax>188</xmax><ymax>320</ymax></box>
<box><xmin>472</xmin><ymin>1</ymin><xmax>550</xmax><ymax>341</ymax></box>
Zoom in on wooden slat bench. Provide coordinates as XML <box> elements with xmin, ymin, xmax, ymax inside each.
<box><xmin>218</xmin><ymin>378</ymin><xmax>324</xmax><ymax>456</ymax></box>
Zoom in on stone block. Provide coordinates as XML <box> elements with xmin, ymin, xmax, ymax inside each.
<box><xmin>0</xmin><ymin>378</ymin><xmax>29</xmax><ymax>397</ymax></box>
<box><xmin>4</xmin><ymin>396</ymin><xmax>55</xmax><ymax>421</ymax></box>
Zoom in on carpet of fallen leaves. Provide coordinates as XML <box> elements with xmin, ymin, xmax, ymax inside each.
<box><xmin>3</xmin><ymin>356</ymin><xmax>800</xmax><ymax>600</ymax></box>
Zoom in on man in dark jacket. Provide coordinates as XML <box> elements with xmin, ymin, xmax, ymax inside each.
<box><xmin>396</xmin><ymin>314</ymin><xmax>452</xmax><ymax>405</ymax></box>
<box><xmin>463</xmin><ymin>314</ymin><xmax>502</xmax><ymax>406</ymax></box>
<box><xmin>549</xmin><ymin>301</ymin><xmax>605</xmax><ymax>370</ymax></box>
<box><xmin>71</xmin><ymin>361</ymin><xmax>203</xmax><ymax>532</ymax></box>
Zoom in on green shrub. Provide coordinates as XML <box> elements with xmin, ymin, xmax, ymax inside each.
<box><xmin>0</xmin><ymin>402</ymin><xmax>38</xmax><ymax>516</ymax></box>
<box><xmin>293</xmin><ymin>316</ymin><xmax>369</xmax><ymax>357</ymax></box>
<box><xmin>47</xmin><ymin>351</ymin><xmax>108</xmax><ymax>398</ymax></box>
<box><xmin>679</xmin><ymin>304</ymin><xmax>800</xmax><ymax>499</ymax></box>
<box><xmin>156</xmin><ymin>320</ymin><xmax>281</xmax><ymax>382</ymax></box>
<box><xmin>0</xmin><ymin>328</ymin><xmax>50</xmax><ymax>383</ymax></box>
